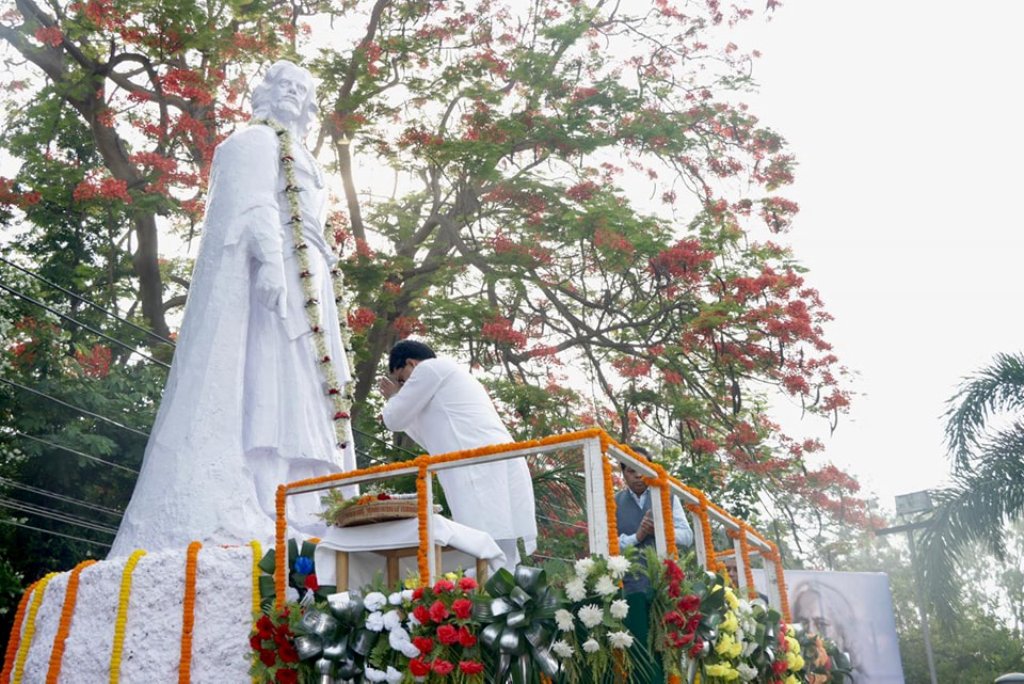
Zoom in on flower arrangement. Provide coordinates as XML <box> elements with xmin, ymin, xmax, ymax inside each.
<box><xmin>257</xmin><ymin>538</ymin><xmax>335</xmax><ymax>609</ymax></box>
<box><xmin>250</xmin><ymin>542</ymin><xmax>844</xmax><ymax>684</ymax></box>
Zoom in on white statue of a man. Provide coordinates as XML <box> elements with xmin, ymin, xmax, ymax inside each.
<box><xmin>109</xmin><ymin>61</ymin><xmax>357</xmax><ymax>557</ymax></box>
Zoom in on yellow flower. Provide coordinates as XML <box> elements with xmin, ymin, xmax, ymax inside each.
<box><xmin>705</xmin><ymin>663</ymin><xmax>740</xmax><ymax>681</ymax></box>
<box><xmin>403</xmin><ymin>576</ymin><xmax>423</xmax><ymax>590</ymax></box>
<box><xmin>784</xmin><ymin>676</ymin><xmax>800</xmax><ymax>684</ymax></box>
<box><xmin>724</xmin><ymin>586</ymin><xmax>739</xmax><ymax>610</ymax></box>
<box><xmin>720</xmin><ymin>610</ymin><xmax>739</xmax><ymax>634</ymax></box>
<box><xmin>444</xmin><ymin>571</ymin><xmax>458</xmax><ymax>581</ymax></box>
<box><xmin>786</xmin><ymin>635</ymin><xmax>801</xmax><ymax>655</ymax></box>
<box><xmin>786</xmin><ymin>651</ymin><xmax>805</xmax><ymax>671</ymax></box>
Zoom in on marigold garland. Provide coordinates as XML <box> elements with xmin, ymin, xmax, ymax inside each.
<box><xmin>416</xmin><ymin>462</ymin><xmax>431</xmax><ymax>583</ymax></box>
<box><xmin>248</xmin><ymin>540</ymin><xmax>262</xmax><ymax>615</ymax></box>
<box><xmin>250</xmin><ymin>118</ymin><xmax>354</xmax><ymax>451</ymax></box>
<box><xmin>737</xmin><ymin>526</ymin><xmax>757</xmax><ymax>599</ymax></box>
<box><xmin>600</xmin><ymin>452</ymin><xmax>620</xmax><ymax>555</ymax></box>
<box><xmin>1</xmin><ymin>578</ymin><xmax>41</xmax><ymax>683</ymax></box>
<box><xmin>178</xmin><ymin>541</ymin><xmax>202</xmax><ymax>684</ymax></box>
<box><xmin>763</xmin><ymin>544</ymin><xmax>792</xmax><ymax>622</ymax></box>
<box><xmin>685</xmin><ymin>491</ymin><xmax>719</xmax><ymax>572</ymax></box>
<box><xmin>46</xmin><ymin>559</ymin><xmax>97</xmax><ymax>683</ymax></box>
<box><xmin>110</xmin><ymin>550</ymin><xmax>146</xmax><ymax>684</ymax></box>
<box><xmin>11</xmin><ymin>571</ymin><xmax>59</xmax><ymax>684</ymax></box>
<box><xmin>274</xmin><ymin>486</ymin><xmax>287</xmax><ymax>610</ymax></box>
<box><xmin>655</xmin><ymin>467</ymin><xmax>677</xmax><ymax>554</ymax></box>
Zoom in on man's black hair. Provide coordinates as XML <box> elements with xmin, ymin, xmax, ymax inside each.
<box><xmin>388</xmin><ymin>339</ymin><xmax>436</xmax><ymax>373</ymax></box>
<box><xmin>621</xmin><ymin>444</ymin><xmax>650</xmax><ymax>470</ymax></box>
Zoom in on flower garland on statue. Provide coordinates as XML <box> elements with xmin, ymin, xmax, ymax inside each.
<box><xmin>46</xmin><ymin>559</ymin><xmax>97</xmax><ymax>683</ymax></box>
<box><xmin>179</xmin><ymin>541</ymin><xmax>202</xmax><ymax>684</ymax></box>
<box><xmin>2</xmin><ymin>575</ymin><xmax>50</xmax><ymax>683</ymax></box>
<box><xmin>251</xmin><ymin>118</ymin><xmax>355</xmax><ymax>453</ymax></box>
<box><xmin>11</xmin><ymin>571</ymin><xmax>60</xmax><ymax>684</ymax></box>
<box><xmin>110</xmin><ymin>549</ymin><xmax>147</xmax><ymax>684</ymax></box>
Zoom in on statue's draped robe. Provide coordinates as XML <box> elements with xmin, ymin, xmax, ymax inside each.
<box><xmin>109</xmin><ymin>126</ymin><xmax>356</xmax><ymax>557</ymax></box>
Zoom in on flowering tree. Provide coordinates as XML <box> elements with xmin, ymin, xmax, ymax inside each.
<box><xmin>0</xmin><ymin>0</ymin><xmax>869</xmax><ymax>591</ymax></box>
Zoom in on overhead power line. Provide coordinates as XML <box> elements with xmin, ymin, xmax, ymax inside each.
<box><xmin>0</xmin><ymin>496</ymin><xmax>119</xmax><ymax>535</ymax></box>
<box><xmin>1</xmin><ymin>377</ymin><xmax>150</xmax><ymax>439</ymax></box>
<box><xmin>0</xmin><ymin>256</ymin><xmax>177</xmax><ymax>347</ymax></box>
<box><xmin>9</xmin><ymin>430</ymin><xmax>139</xmax><ymax>474</ymax></box>
<box><xmin>0</xmin><ymin>282</ymin><xmax>171</xmax><ymax>369</ymax></box>
<box><xmin>0</xmin><ymin>518</ymin><xmax>110</xmax><ymax>549</ymax></box>
<box><xmin>0</xmin><ymin>476</ymin><xmax>123</xmax><ymax>517</ymax></box>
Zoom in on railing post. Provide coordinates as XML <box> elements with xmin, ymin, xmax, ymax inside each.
<box><xmin>648</xmin><ymin>484</ymin><xmax>668</xmax><ymax>557</ymax></box>
<box><xmin>582</xmin><ymin>436</ymin><xmax>610</xmax><ymax>557</ymax></box>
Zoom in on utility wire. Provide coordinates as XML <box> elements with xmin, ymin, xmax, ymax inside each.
<box><xmin>1</xmin><ymin>378</ymin><xmax>150</xmax><ymax>439</ymax></box>
<box><xmin>8</xmin><ymin>430</ymin><xmax>139</xmax><ymax>474</ymax></box>
<box><xmin>0</xmin><ymin>497</ymin><xmax>119</xmax><ymax>535</ymax></box>
<box><xmin>0</xmin><ymin>518</ymin><xmax>110</xmax><ymax>549</ymax></box>
<box><xmin>0</xmin><ymin>476</ymin><xmax>123</xmax><ymax>517</ymax></box>
<box><xmin>0</xmin><ymin>256</ymin><xmax>177</xmax><ymax>347</ymax></box>
<box><xmin>0</xmin><ymin>282</ymin><xmax>171</xmax><ymax>369</ymax></box>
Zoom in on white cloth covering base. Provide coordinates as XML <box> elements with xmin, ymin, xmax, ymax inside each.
<box><xmin>314</xmin><ymin>515</ymin><xmax>506</xmax><ymax>590</ymax></box>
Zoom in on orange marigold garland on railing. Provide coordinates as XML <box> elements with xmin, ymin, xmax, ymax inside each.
<box><xmin>654</xmin><ymin>467</ymin><xmax>677</xmax><ymax>554</ymax></box>
<box><xmin>1</xmin><ymin>578</ymin><xmax>40</xmax><ymax>682</ymax></box>
<box><xmin>737</xmin><ymin>525</ymin><xmax>758</xmax><ymax>600</ymax></box>
<box><xmin>46</xmin><ymin>559</ymin><xmax>97</xmax><ymax>683</ymax></box>
<box><xmin>178</xmin><ymin>541</ymin><xmax>202</xmax><ymax>684</ymax></box>
<box><xmin>685</xmin><ymin>491</ymin><xmax>719</xmax><ymax>572</ymax></box>
<box><xmin>274</xmin><ymin>486</ymin><xmax>288</xmax><ymax>610</ymax></box>
<box><xmin>11</xmin><ymin>571</ymin><xmax>59</xmax><ymax>684</ymax></box>
<box><xmin>110</xmin><ymin>549</ymin><xmax>147</xmax><ymax>684</ymax></box>
<box><xmin>416</xmin><ymin>461</ymin><xmax>431</xmax><ymax>584</ymax></box>
<box><xmin>763</xmin><ymin>544</ymin><xmax>792</xmax><ymax>623</ymax></box>
<box><xmin>600</xmin><ymin>451</ymin><xmax>620</xmax><ymax>555</ymax></box>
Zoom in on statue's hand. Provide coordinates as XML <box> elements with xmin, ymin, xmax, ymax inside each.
<box><xmin>255</xmin><ymin>260</ymin><xmax>287</xmax><ymax>318</ymax></box>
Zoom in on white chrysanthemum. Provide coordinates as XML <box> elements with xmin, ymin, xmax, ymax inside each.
<box><xmin>365</xmin><ymin>611</ymin><xmax>385</xmax><ymax>632</ymax></box>
<box><xmin>555</xmin><ymin>608</ymin><xmax>575</xmax><ymax>632</ymax></box>
<box><xmin>578</xmin><ymin>604</ymin><xmax>604</xmax><ymax>629</ymax></box>
<box><xmin>364</xmin><ymin>591</ymin><xmax>388</xmax><ymax>611</ymax></box>
<box><xmin>382</xmin><ymin>609</ymin><xmax>403</xmax><ymax>631</ymax></box>
<box><xmin>607</xmin><ymin>630</ymin><xmax>634</xmax><ymax>649</ymax></box>
<box><xmin>609</xmin><ymin>599</ymin><xmax>629</xmax><ymax>620</ymax></box>
<box><xmin>582</xmin><ymin>638</ymin><xmax>600</xmax><ymax>653</ymax></box>
<box><xmin>399</xmin><ymin>641</ymin><xmax>420</xmax><ymax>658</ymax></box>
<box><xmin>565</xmin><ymin>577</ymin><xmax>587</xmax><ymax>602</ymax></box>
<box><xmin>364</xmin><ymin>666</ymin><xmax>387</xmax><ymax>682</ymax></box>
<box><xmin>552</xmin><ymin>639</ymin><xmax>575</xmax><ymax>658</ymax></box>
<box><xmin>388</xmin><ymin>591</ymin><xmax>404</xmax><ymax>606</ymax></box>
<box><xmin>574</xmin><ymin>557</ymin><xmax>596</xmax><ymax>578</ymax></box>
<box><xmin>388</xmin><ymin>626</ymin><xmax>410</xmax><ymax>648</ymax></box>
<box><xmin>606</xmin><ymin>555</ymin><xmax>630</xmax><ymax>578</ymax></box>
<box><xmin>595</xmin><ymin>575</ymin><xmax>618</xmax><ymax>596</ymax></box>
<box><xmin>737</xmin><ymin>663</ymin><xmax>758</xmax><ymax>682</ymax></box>
<box><xmin>401</xmin><ymin>589</ymin><xmax>415</xmax><ymax>602</ymax></box>
<box><xmin>385</xmin><ymin>666</ymin><xmax>403</xmax><ymax>683</ymax></box>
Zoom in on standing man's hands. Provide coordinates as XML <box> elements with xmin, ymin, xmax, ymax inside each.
<box><xmin>636</xmin><ymin>511</ymin><xmax>655</xmax><ymax>542</ymax></box>
<box><xmin>378</xmin><ymin>376</ymin><xmax>400</xmax><ymax>399</ymax></box>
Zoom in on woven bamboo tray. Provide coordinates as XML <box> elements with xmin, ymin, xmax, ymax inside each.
<box><xmin>330</xmin><ymin>498</ymin><xmax>439</xmax><ymax>527</ymax></box>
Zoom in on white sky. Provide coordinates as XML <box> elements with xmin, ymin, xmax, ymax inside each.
<box><xmin>735</xmin><ymin>1</ymin><xmax>1024</xmax><ymax>513</ymax></box>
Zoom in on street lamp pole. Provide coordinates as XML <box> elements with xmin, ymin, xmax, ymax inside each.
<box><xmin>875</xmin><ymin>491</ymin><xmax>938</xmax><ymax>684</ymax></box>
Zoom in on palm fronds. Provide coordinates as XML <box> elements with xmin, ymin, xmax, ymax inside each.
<box><xmin>945</xmin><ymin>352</ymin><xmax>1024</xmax><ymax>472</ymax></box>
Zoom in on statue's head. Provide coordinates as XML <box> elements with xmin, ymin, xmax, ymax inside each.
<box><xmin>252</xmin><ymin>60</ymin><xmax>318</xmax><ymax>136</ymax></box>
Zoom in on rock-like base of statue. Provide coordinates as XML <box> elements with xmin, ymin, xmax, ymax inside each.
<box><xmin>4</xmin><ymin>544</ymin><xmax>261</xmax><ymax>683</ymax></box>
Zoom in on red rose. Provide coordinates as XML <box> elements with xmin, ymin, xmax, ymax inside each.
<box><xmin>459</xmin><ymin>577</ymin><xmax>478</xmax><ymax>591</ymax></box>
<box><xmin>678</xmin><ymin>594</ymin><xmax>700</xmax><ymax>612</ymax></box>
<box><xmin>259</xmin><ymin>648</ymin><xmax>277</xmax><ymax>666</ymax></box>
<box><xmin>431</xmin><ymin>659</ymin><xmax>454</xmax><ymax>675</ymax></box>
<box><xmin>278</xmin><ymin>640</ymin><xmax>299</xmax><ymax>663</ymax></box>
<box><xmin>451</xmin><ymin>598</ymin><xmax>473</xmax><ymax>620</ymax></box>
<box><xmin>409</xmin><ymin>658</ymin><xmax>431</xmax><ymax>677</ymax></box>
<box><xmin>304</xmin><ymin>573</ymin><xmax>319</xmax><ymax>591</ymax></box>
<box><xmin>459</xmin><ymin>660</ymin><xmax>484</xmax><ymax>675</ymax></box>
<box><xmin>457</xmin><ymin>626</ymin><xmax>477</xmax><ymax>647</ymax></box>
<box><xmin>412</xmin><ymin>587</ymin><xmax>424</xmax><ymax>600</ymax></box>
<box><xmin>412</xmin><ymin>636</ymin><xmax>434</xmax><ymax>655</ymax></box>
<box><xmin>275</xmin><ymin>668</ymin><xmax>298</xmax><ymax>684</ymax></box>
<box><xmin>412</xmin><ymin>605</ymin><xmax>431</xmax><ymax>625</ymax></box>
<box><xmin>772</xmin><ymin>660</ymin><xmax>788</xmax><ymax>674</ymax></box>
<box><xmin>664</xmin><ymin>610</ymin><xmax>684</xmax><ymax>627</ymax></box>
<box><xmin>429</xmin><ymin>599</ymin><xmax>449</xmax><ymax>623</ymax></box>
<box><xmin>687</xmin><ymin>638</ymin><xmax>704</xmax><ymax>659</ymax></box>
<box><xmin>378</xmin><ymin>493</ymin><xmax>392</xmax><ymax>500</ymax></box>
<box><xmin>433</xmin><ymin>579</ymin><xmax>455</xmax><ymax>593</ymax></box>
<box><xmin>685</xmin><ymin>615</ymin><xmax>701</xmax><ymax>632</ymax></box>
<box><xmin>437</xmin><ymin>624</ymin><xmax>459</xmax><ymax>645</ymax></box>
<box><xmin>257</xmin><ymin>615</ymin><xmax>274</xmax><ymax>638</ymax></box>
<box><xmin>250</xmin><ymin>635</ymin><xmax>263</xmax><ymax>650</ymax></box>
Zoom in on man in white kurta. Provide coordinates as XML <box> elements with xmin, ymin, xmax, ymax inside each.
<box><xmin>380</xmin><ymin>340</ymin><xmax>537</xmax><ymax>569</ymax></box>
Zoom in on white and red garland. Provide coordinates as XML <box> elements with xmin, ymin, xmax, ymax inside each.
<box><xmin>254</xmin><ymin>118</ymin><xmax>355</xmax><ymax>451</ymax></box>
